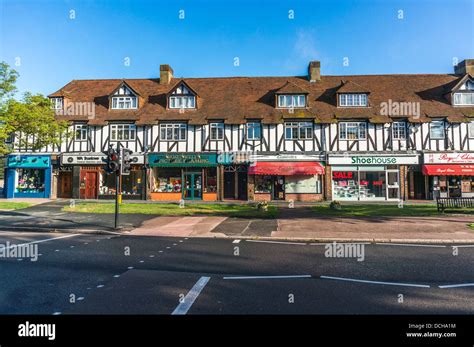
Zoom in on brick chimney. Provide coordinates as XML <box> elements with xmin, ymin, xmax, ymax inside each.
<box><xmin>454</xmin><ymin>59</ymin><xmax>474</xmax><ymax>76</ymax></box>
<box><xmin>160</xmin><ymin>64</ymin><xmax>174</xmax><ymax>84</ymax></box>
<box><xmin>308</xmin><ymin>61</ymin><xmax>321</xmax><ymax>82</ymax></box>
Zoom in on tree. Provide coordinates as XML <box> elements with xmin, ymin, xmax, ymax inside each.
<box><xmin>0</xmin><ymin>62</ymin><xmax>68</xmax><ymax>155</ymax></box>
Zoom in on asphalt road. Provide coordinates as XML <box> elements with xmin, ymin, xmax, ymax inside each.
<box><xmin>0</xmin><ymin>230</ymin><xmax>473</xmax><ymax>315</ymax></box>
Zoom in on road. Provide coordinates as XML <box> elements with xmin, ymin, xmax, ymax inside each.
<box><xmin>0</xmin><ymin>230</ymin><xmax>473</xmax><ymax>315</ymax></box>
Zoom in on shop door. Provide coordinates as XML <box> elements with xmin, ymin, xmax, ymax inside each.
<box><xmin>448</xmin><ymin>177</ymin><xmax>462</xmax><ymax>197</ymax></box>
<box><xmin>238</xmin><ymin>172</ymin><xmax>248</xmax><ymax>200</ymax></box>
<box><xmin>58</xmin><ymin>172</ymin><xmax>72</xmax><ymax>198</ymax></box>
<box><xmin>224</xmin><ymin>172</ymin><xmax>235</xmax><ymax>199</ymax></box>
<box><xmin>85</xmin><ymin>171</ymin><xmax>98</xmax><ymax>199</ymax></box>
<box><xmin>273</xmin><ymin>176</ymin><xmax>285</xmax><ymax>200</ymax></box>
<box><xmin>386</xmin><ymin>170</ymin><xmax>400</xmax><ymax>200</ymax></box>
<box><xmin>184</xmin><ymin>172</ymin><xmax>202</xmax><ymax>200</ymax></box>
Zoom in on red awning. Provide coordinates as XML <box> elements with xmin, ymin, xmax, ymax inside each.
<box><xmin>422</xmin><ymin>164</ymin><xmax>474</xmax><ymax>176</ymax></box>
<box><xmin>248</xmin><ymin>162</ymin><xmax>324</xmax><ymax>176</ymax></box>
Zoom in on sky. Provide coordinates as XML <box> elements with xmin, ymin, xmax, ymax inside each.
<box><xmin>0</xmin><ymin>0</ymin><xmax>473</xmax><ymax>96</ymax></box>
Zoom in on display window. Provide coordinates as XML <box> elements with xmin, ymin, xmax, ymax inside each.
<box><xmin>255</xmin><ymin>175</ymin><xmax>272</xmax><ymax>193</ymax></box>
<box><xmin>285</xmin><ymin>175</ymin><xmax>322</xmax><ymax>194</ymax></box>
<box><xmin>99</xmin><ymin>168</ymin><xmax>144</xmax><ymax>198</ymax></box>
<box><xmin>152</xmin><ymin>168</ymin><xmax>182</xmax><ymax>193</ymax></box>
<box><xmin>15</xmin><ymin>169</ymin><xmax>45</xmax><ymax>193</ymax></box>
<box><xmin>205</xmin><ymin>167</ymin><xmax>217</xmax><ymax>193</ymax></box>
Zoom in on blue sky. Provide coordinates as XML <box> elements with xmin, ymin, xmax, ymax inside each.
<box><xmin>0</xmin><ymin>0</ymin><xmax>473</xmax><ymax>96</ymax></box>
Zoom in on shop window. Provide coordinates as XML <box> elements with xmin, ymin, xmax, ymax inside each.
<box><xmin>285</xmin><ymin>175</ymin><xmax>321</xmax><ymax>194</ymax></box>
<box><xmin>255</xmin><ymin>176</ymin><xmax>272</xmax><ymax>193</ymax></box>
<box><xmin>332</xmin><ymin>169</ymin><xmax>389</xmax><ymax>199</ymax></box>
<box><xmin>429</xmin><ymin>120</ymin><xmax>445</xmax><ymax>139</ymax></box>
<box><xmin>15</xmin><ymin>169</ymin><xmax>45</xmax><ymax>193</ymax></box>
<box><xmin>205</xmin><ymin>167</ymin><xmax>217</xmax><ymax>193</ymax></box>
<box><xmin>333</xmin><ymin>171</ymin><xmax>358</xmax><ymax>199</ymax></box>
<box><xmin>152</xmin><ymin>168</ymin><xmax>182</xmax><ymax>193</ymax></box>
<box><xmin>99</xmin><ymin>169</ymin><xmax>143</xmax><ymax>197</ymax></box>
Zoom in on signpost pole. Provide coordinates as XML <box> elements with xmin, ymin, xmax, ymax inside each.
<box><xmin>115</xmin><ymin>169</ymin><xmax>119</xmax><ymax>229</ymax></box>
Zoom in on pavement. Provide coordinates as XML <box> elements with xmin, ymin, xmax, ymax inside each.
<box><xmin>0</xmin><ymin>230</ymin><xmax>473</xmax><ymax>315</ymax></box>
<box><xmin>0</xmin><ymin>200</ymin><xmax>473</xmax><ymax>243</ymax></box>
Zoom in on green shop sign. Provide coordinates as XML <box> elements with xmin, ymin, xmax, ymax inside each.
<box><xmin>7</xmin><ymin>155</ymin><xmax>51</xmax><ymax>169</ymax></box>
<box><xmin>148</xmin><ymin>153</ymin><xmax>217</xmax><ymax>167</ymax></box>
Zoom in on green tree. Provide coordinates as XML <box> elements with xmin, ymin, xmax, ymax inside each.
<box><xmin>0</xmin><ymin>62</ymin><xmax>68</xmax><ymax>155</ymax></box>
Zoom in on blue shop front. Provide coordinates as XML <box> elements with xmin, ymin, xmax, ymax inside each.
<box><xmin>5</xmin><ymin>155</ymin><xmax>52</xmax><ymax>198</ymax></box>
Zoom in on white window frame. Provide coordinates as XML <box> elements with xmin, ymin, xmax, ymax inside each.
<box><xmin>277</xmin><ymin>95</ymin><xmax>306</xmax><ymax>108</ymax></box>
<box><xmin>209</xmin><ymin>122</ymin><xmax>224</xmax><ymax>140</ymax></box>
<box><xmin>453</xmin><ymin>92</ymin><xmax>474</xmax><ymax>106</ymax></box>
<box><xmin>392</xmin><ymin>121</ymin><xmax>406</xmax><ymax>140</ymax></box>
<box><xmin>110</xmin><ymin>124</ymin><xmax>136</xmax><ymax>141</ymax></box>
<box><xmin>51</xmin><ymin>97</ymin><xmax>63</xmax><ymax>110</ymax></box>
<box><xmin>246</xmin><ymin>122</ymin><xmax>262</xmax><ymax>140</ymax></box>
<box><xmin>468</xmin><ymin>122</ymin><xmax>474</xmax><ymax>139</ymax></box>
<box><xmin>339</xmin><ymin>94</ymin><xmax>368</xmax><ymax>107</ymax></box>
<box><xmin>429</xmin><ymin>120</ymin><xmax>445</xmax><ymax>140</ymax></box>
<box><xmin>339</xmin><ymin>122</ymin><xmax>367</xmax><ymax>140</ymax></box>
<box><xmin>159</xmin><ymin>123</ymin><xmax>187</xmax><ymax>141</ymax></box>
<box><xmin>74</xmin><ymin>124</ymin><xmax>88</xmax><ymax>142</ymax></box>
<box><xmin>169</xmin><ymin>96</ymin><xmax>196</xmax><ymax>109</ymax></box>
<box><xmin>284</xmin><ymin>122</ymin><xmax>313</xmax><ymax>140</ymax></box>
<box><xmin>111</xmin><ymin>96</ymin><xmax>138</xmax><ymax>110</ymax></box>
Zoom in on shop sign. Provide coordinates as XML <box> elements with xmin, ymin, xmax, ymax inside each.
<box><xmin>148</xmin><ymin>153</ymin><xmax>217</xmax><ymax>167</ymax></box>
<box><xmin>424</xmin><ymin>152</ymin><xmax>474</xmax><ymax>164</ymax></box>
<box><xmin>253</xmin><ymin>153</ymin><xmax>325</xmax><ymax>162</ymax></box>
<box><xmin>61</xmin><ymin>154</ymin><xmax>144</xmax><ymax>165</ymax></box>
<box><xmin>329</xmin><ymin>154</ymin><xmax>419</xmax><ymax>165</ymax></box>
<box><xmin>333</xmin><ymin>172</ymin><xmax>354</xmax><ymax>179</ymax></box>
<box><xmin>7</xmin><ymin>155</ymin><xmax>51</xmax><ymax>169</ymax></box>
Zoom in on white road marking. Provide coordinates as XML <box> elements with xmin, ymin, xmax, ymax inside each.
<box><xmin>439</xmin><ymin>283</ymin><xmax>474</xmax><ymax>289</ymax></box>
<box><xmin>246</xmin><ymin>240</ymin><xmax>307</xmax><ymax>246</ymax></box>
<box><xmin>171</xmin><ymin>276</ymin><xmax>210</xmax><ymax>315</ymax></box>
<box><xmin>452</xmin><ymin>245</ymin><xmax>474</xmax><ymax>248</ymax></box>
<box><xmin>375</xmin><ymin>243</ymin><xmax>446</xmax><ymax>248</ymax></box>
<box><xmin>113</xmin><ymin>275</ymin><xmax>120</xmax><ymax>278</ymax></box>
<box><xmin>149</xmin><ymin>255</ymin><xmax>155</xmax><ymax>258</ymax></box>
<box><xmin>320</xmin><ymin>275</ymin><xmax>430</xmax><ymax>288</ymax></box>
<box><xmin>77</xmin><ymin>297</ymin><xmax>84</xmax><ymax>301</ymax></box>
<box><xmin>232</xmin><ymin>240</ymin><xmax>241</xmax><ymax>244</ymax></box>
<box><xmin>97</xmin><ymin>284</ymin><xmax>104</xmax><ymax>288</ymax></box>
<box><xmin>52</xmin><ymin>312</ymin><xmax>61</xmax><ymax>315</ymax></box>
<box><xmin>223</xmin><ymin>275</ymin><xmax>312</xmax><ymax>280</ymax></box>
<box><xmin>2</xmin><ymin>234</ymin><xmax>79</xmax><ymax>250</ymax></box>
<box><xmin>241</xmin><ymin>221</ymin><xmax>252</xmax><ymax>234</ymax></box>
<box><xmin>127</xmin><ymin>266</ymin><xmax>134</xmax><ymax>269</ymax></box>
<box><xmin>139</xmin><ymin>260</ymin><xmax>144</xmax><ymax>263</ymax></box>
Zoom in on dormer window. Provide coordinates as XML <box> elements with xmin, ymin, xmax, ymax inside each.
<box><xmin>453</xmin><ymin>80</ymin><xmax>474</xmax><ymax>105</ymax></box>
<box><xmin>339</xmin><ymin>94</ymin><xmax>368</xmax><ymax>107</ymax></box>
<box><xmin>111</xmin><ymin>84</ymin><xmax>138</xmax><ymax>110</ymax></box>
<box><xmin>51</xmin><ymin>97</ymin><xmax>63</xmax><ymax>110</ymax></box>
<box><xmin>277</xmin><ymin>95</ymin><xmax>306</xmax><ymax>108</ymax></box>
<box><xmin>169</xmin><ymin>83</ymin><xmax>196</xmax><ymax>109</ymax></box>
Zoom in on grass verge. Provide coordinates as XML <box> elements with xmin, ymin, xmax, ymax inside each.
<box><xmin>0</xmin><ymin>202</ymin><xmax>34</xmax><ymax>210</ymax></box>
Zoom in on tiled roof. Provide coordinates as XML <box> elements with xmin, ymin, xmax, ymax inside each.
<box><xmin>50</xmin><ymin>73</ymin><xmax>474</xmax><ymax>125</ymax></box>
<box><xmin>336</xmin><ymin>80</ymin><xmax>371</xmax><ymax>93</ymax></box>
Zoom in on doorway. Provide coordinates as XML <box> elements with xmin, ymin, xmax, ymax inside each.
<box><xmin>386</xmin><ymin>169</ymin><xmax>400</xmax><ymax>200</ymax></box>
<box><xmin>84</xmin><ymin>171</ymin><xmax>98</xmax><ymax>199</ymax></box>
<box><xmin>237</xmin><ymin>172</ymin><xmax>248</xmax><ymax>200</ymax></box>
<box><xmin>58</xmin><ymin>171</ymin><xmax>72</xmax><ymax>198</ymax></box>
<box><xmin>447</xmin><ymin>176</ymin><xmax>462</xmax><ymax>197</ymax></box>
<box><xmin>183</xmin><ymin>172</ymin><xmax>202</xmax><ymax>200</ymax></box>
<box><xmin>273</xmin><ymin>176</ymin><xmax>285</xmax><ymax>200</ymax></box>
<box><xmin>224</xmin><ymin>172</ymin><xmax>235</xmax><ymax>199</ymax></box>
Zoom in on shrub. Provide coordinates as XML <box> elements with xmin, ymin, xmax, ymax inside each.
<box><xmin>329</xmin><ymin>200</ymin><xmax>342</xmax><ymax>210</ymax></box>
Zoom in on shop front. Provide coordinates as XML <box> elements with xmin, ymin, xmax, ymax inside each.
<box><xmin>423</xmin><ymin>152</ymin><xmax>474</xmax><ymax>199</ymax></box>
<box><xmin>328</xmin><ymin>153</ymin><xmax>419</xmax><ymax>201</ymax></box>
<box><xmin>60</xmin><ymin>153</ymin><xmax>145</xmax><ymax>200</ymax></box>
<box><xmin>148</xmin><ymin>153</ymin><xmax>218</xmax><ymax>201</ymax></box>
<box><xmin>218</xmin><ymin>151</ymin><xmax>252</xmax><ymax>200</ymax></box>
<box><xmin>5</xmin><ymin>154</ymin><xmax>52</xmax><ymax>198</ymax></box>
<box><xmin>248</xmin><ymin>154</ymin><xmax>325</xmax><ymax>202</ymax></box>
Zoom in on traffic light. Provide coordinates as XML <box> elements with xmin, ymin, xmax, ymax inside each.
<box><xmin>121</xmin><ymin>148</ymin><xmax>133</xmax><ymax>176</ymax></box>
<box><xmin>104</xmin><ymin>147</ymin><xmax>120</xmax><ymax>173</ymax></box>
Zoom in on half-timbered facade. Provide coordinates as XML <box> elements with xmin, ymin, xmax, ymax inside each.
<box><xmin>4</xmin><ymin>59</ymin><xmax>474</xmax><ymax>201</ymax></box>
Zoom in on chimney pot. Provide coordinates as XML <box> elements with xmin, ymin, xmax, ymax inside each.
<box><xmin>308</xmin><ymin>61</ymin><xmax>321</xmax><ymax>82</ymax></box>
<box><xmin>454</xmin><ymin>59</ymin><xmax>474</xmax><ymax>76</ymax></box>
<box><xmin>160</xmin><ymin>64</ymin><xmax>174</xmax><ymax>84</ymax></box>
